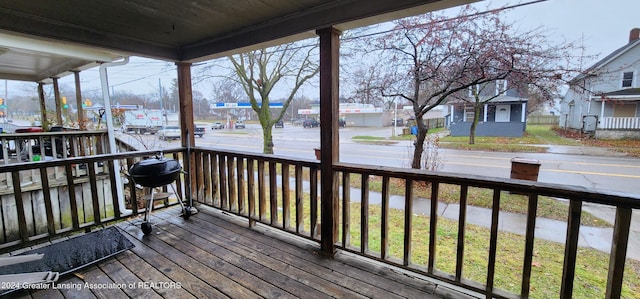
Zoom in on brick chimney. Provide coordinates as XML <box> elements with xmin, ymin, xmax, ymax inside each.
<box><xmin>630</xmin><ymin>28</ymin><xmax>640</xmax><ymax>43</ymax></box>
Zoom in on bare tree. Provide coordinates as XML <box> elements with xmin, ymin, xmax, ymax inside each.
<box><xmin>229</xmin><ymin>42</ymin><xmax>319</xmax><ymax>154</ymax></box>
<box><xmin>371</xmin><ymin>5</ymin><xmax>581</xmax><ymax>168</ymax></box>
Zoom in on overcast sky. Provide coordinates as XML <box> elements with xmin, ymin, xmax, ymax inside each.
<box><xmin>3</xmin><ymin>0</ymin><xmax>640</xmax><ymax>101</ymax></box>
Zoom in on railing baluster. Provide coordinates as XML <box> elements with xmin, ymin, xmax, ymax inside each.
<box><xmin>428</xmin><ymin>181</ymin><xmax>439</xmax><ymax>274</ymax></box>
<box><xmin>87</xmin><ymin>162</ymin><xmax>101</xmax><ymax>225</ymax></box>
<box><xmin>605</xmin><ymin>207</ymin><xmax>632</xmax><ymax>299</ymax></box>
<box><xmin>403</xmin><ymin>178</ymin><xmax>413</xmax><ymax>266</ymax></box>
<box><xmin>173</xmin><ymin>152</ymin><xmax>185</xmax><ymax>207</ymax></box>
<box><xmin>257</xmin><ymin>160</ymin><xmax>266</xmax><ymax>221</ymax></box>
<box><xmin>107</xmin><ymin>160</ymin><xmax>120</xmax><ymax>218</ymax></box>
<box><xmin>521</xmin><ymin>194</ymin><xmax>538</xmax><ymax>298</ymax></box>
<box><xmin>211</xmin><ymin>153</ymin><xmax>219</xmax><ymax>207</ymax></box>
<box><xmin>64</xmin><ymin>164</ymin><xmax>80</xmax><ymax>229</ymax></box>
<box><xmin>486</xmin><ymin>189</ymin><xmax>501</xmax><ymax>297</ymax></box>
<box><xmin>247</xmin><ymin>158</ymin><xmax>256</xmax><ymax>226</ymax></box>
<box><xmin>11</xmin><ymin>171</ymin><xmax>28</xmax><ymax>243</ymax></box>
<box><xmin>295</xmin><ymin>165</ymin><xmax>303</xmax><ymax>233</ymax></box>
<box><xmin>560</xmin><ymin>199</ymin><xmax>582</xmax><ymax>298</ymax></box>
<box><xmin>39</xmin><ymin>167</ymin><xmax>56</xmax><ymax>236</ymax></box>
<box><xmin>456</xmin><ymin>185</ymin><xmax>468</xmax><ymax>282</ymax></box>
<box><xmin>237</xmin><ymin>157</ymin><xmax>246</xmax><ymax>215</ymax></box>
<box><xmin>342</xmin><ymin>172</ymin><xmax>351</xmax><ymax>248</ymax></box>
<box><xmin>310</xmin><ymin>167</ymin><xmax>318</xmax><ymax>239</ymax></box>
<box><xmin>269</xmin><ymin>161</ymin><xmax>277</xmax><ymax>225</ymax></box>
<box><xmin>361</xmin><ymin>174</ymin><xmax>369</xmax><ymax>254</ymax></box>
<box><xmin>218</xmin><ymin>154</ymin><xmax>228</xmax><ymax>210</ymax></box>
<box><xmin>381</xmin><ymin>175</ymin><xmax>389</xmax><ymax>260</ymax></box>
<box><xmin>281</xmin><ymin>163</ymin><xmax>290</xmax><ymax>230</ymax></box>
<box><xmin>202</xmin><ymin>153</ymin><xmax>212</xmax><ymax>205</ymax></box>
<box><xmin>228</xmin><ymin>156</ymin><xmax>237</xmax><ymax>212</ymax></box>
<box><xmin>195</xmin><ymin>150</ymin><xmax>204</xmax><ymax>203</ymax></box>
<box><xmin>126</xmin><ymin>158</ymin><xmax>138</xmax><ymax>215</ymax></box>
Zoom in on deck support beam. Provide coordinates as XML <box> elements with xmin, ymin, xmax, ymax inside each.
<box><xmin>317</xmin><ymin>26</ymin><xmax>341</xmax><ymax>256</ymax></box>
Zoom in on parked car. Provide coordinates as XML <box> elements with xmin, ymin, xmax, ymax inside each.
<box><xmin>211</xmin><ymin>122</ymin><xmax>225</xmax><ymax>130</ymax></box>
<box><xmin>391</xmin><ymin>118</ymin><xmax>404</xmax><ymax>126</ymax></box>
<box><xmin>235</xmin><ymin>120</ymin><xmax>245</xmax><ymax>129</ymax></box>
<box><xmin>157</xmin><ymin>125</ymin><xmax>181</xmax><ymax>140</ymax></box>
<box><xmin>194</xmin><ymin>125</ymin><xmax>206</xmax><ymax>137</ymax></box>
<box><xmin>275</xmin><ymin>120</ymin><xmax>284</xmax><ymax>128</ymax></box>
<box><xmin>303</xmin><ymin>119</ymin><xmax>319</xmax><ymax>128</ymax></box>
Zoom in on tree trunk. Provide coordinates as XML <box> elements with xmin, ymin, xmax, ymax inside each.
<box><xmin>263</xmin><ymin>124</ymin><xmax>274</xmax><ymax>154</ymax></box>
<box><xmin>411</xmin><ymin>120</ymin><xmax>428</xmax><ymax>169</ymax></box>
<box><xmin>469</xmin><ymin>103</ymin><xmax>482</xmax><ymax>145</ymax></box>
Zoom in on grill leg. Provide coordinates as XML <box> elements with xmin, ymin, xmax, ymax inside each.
<box><xmin>169</xmin><ymin>184</ymin><xmax>194</xmax><ymax>218</ymax></box>
<box><xmin>144</xmin><ymin>190</ymin><xmax>155</xmax><ymax>222</ymax></box>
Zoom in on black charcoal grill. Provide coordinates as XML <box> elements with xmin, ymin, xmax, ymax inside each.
<box><xmin>129</xmin><ymin>157</ymin><xmax>192</xmax><ymax>235</ymax></box>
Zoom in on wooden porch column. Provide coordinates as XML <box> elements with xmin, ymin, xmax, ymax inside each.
<box><xmin>176</xmin><ymin>62</ymin><xmax>195</xmax><ymax>147</ymax></box>
<box><xmin>37</xmin><ymin>83</ymin><xmax>48</xmax><ymax>131</ymax></box>
<box><xmin>176</xmin><ymin>62</ymin><xmax>196</xmax><ymax>201</ymax></box>
<box><xmin>317</xmin><ymin>27</ymin><xmax>341</xmax><ymax>256</ymax></box>
<box><xmin>483</xmin><ymin>104</ymin><xmax>488</xmax><ymax>122</ymax></box>
<box><xmin>73</xmin><ymin>71</ymin><xmax>85</xmax><ymax>130</ymax></box>
<box><xmin>53</xmin><ymin>77</ymin><xmax>62</xmax><ymax>126</ymax></box>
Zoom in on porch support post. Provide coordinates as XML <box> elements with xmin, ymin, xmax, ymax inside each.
<box><xmin>176</xmin><ymin>62</ymin><xmax>196</xmax><ymax>203</ymax></box>
<box><xmin>317</xmin><ymin>26</ymin><xmax>341</xmax><ymax>256</ymax></box>
<box><xmin>483</xmin><ymin>104</ymin><xmax>488</xmax><ymax>122</ymax></box>
<box><xmin>521</xmin><ymin>102</ymin><xmax>526</xmax><ymax>122</ymax></box>
<box><xmin>600</xmin><ymin>100</ymin><xmax>605</xmax><ymax>121</ymax></box>
<box><xmin>176</xmin><ymin>62</ymin><xmax>195</xmax><ymax>147</ymax></box>
<box><xmin>73</xmin><ymin>71</ymin><xmax>85</xmax><ymax>130</ymax></box>
<box><xmin>53</xmin><ymin>77</ymin><xmax>62</xmax><ymax>126</ymax></box>
<box><xmin>37</xmin><ymin>83</ymin><xmax>48</xmax><ymax>131</ymax></box>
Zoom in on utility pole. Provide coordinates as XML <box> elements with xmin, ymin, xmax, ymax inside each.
<box><xmin>159</xmin><ymin>78</ymin><xmax>167</xmax><ymax>125</ymax></box>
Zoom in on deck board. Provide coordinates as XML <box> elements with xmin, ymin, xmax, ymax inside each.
<box><xmin>2</xmin><ymin>205</ymin><xmax>468</xmax><ymax>299</ymax></box>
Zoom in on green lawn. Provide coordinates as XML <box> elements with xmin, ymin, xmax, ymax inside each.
<box><xmin>345</xmin><ymin>202</ymin><xmax>640</xmax><ymax>299</ymax></box>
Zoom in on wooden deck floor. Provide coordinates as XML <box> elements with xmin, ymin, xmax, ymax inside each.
<box><xmin>5</xmin><ymin>205</ymin><xmax>475</xmax><ymax>299</ymax></box>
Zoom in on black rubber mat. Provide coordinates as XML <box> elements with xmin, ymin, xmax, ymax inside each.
<box><xmin>0</xmin><ymin>226</ymin><xmax>134</xmax><ymax>276</ymax></box>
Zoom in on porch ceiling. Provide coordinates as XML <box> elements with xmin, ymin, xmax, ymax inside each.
<box><xmin>0</xmin><ymin>0</ymin><xmax>474</xmax><ymax>83</ymax></box>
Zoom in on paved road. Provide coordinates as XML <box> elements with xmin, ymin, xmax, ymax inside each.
<box><xmin>117</xmin><ymin>124</ymin><xmax>640</xmax><ymax>259</ymax></box>
<box><xmin>179</xmin><ymin>124</ymin><xmax>640</xmax><ymax>196</ymax></box>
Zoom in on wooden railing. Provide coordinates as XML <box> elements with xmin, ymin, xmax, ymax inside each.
<box><xmin>190</xmin><ymin>147</ymin><xmax>640</xmax><ymax>299</ymax></box>
<box><xmin>189</xmin><ymin>147</ymin><xmax>321</xmax><ymax>239</ymax></box>
<box><xmin>0</xmin><ymin>130</ymin><xmax>108</xmax><ymax>163</ymax></box>
<box><xmin>1</xmin><ymin>143</ymin><xmax>638</xmax><ymax>298</ymax></box>
<box><xmin>600</xmin><ymin>117</ymin><xmax>640</xmax><ymax>129</ymax></box>
<box><xmin>0</xmin><ymin>147</ymin><xmax>186</xmax><ymax>252</ymax></box>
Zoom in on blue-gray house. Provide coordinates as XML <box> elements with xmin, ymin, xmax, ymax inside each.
<box><xmin>446</xmin><ymin>80</ymin><xmax>528</xmax><ymax>137</ymax></box>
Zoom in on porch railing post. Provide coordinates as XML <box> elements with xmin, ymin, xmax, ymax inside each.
<box><xmin>605</xmin><ymin>207</ymin><xmax>632</xmax><ymax>299</ymax></box>
<box><xmin>317</xmin><ymin>26</ymin><xmax>341</xmax><ymax>256</ymax></box>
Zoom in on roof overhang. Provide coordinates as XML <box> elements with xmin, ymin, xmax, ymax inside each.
<box><xmin>592</xmin><ymin>88</ymin><xmax>640</xmax><ymax>102</ymax></box>
<box><xmin>0</xmin><ymin>0</ymin><xmax>475</xmax><ymax>83</ymax></box>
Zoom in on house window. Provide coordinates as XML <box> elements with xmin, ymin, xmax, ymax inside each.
<box><xmin>622</xmin><ymin>72</ymin><xmax>634</xmax><ymax>88</ymax></box>
<box><xmin>495</xmin><ymin>80</ymin><xmax>508</xmax><ymax>95</ymax></box>
<box><xmin>464</xmin><ymin>106</ymin><xmax>475</xmax><ymax>122</ymax></box>
<box><xmin>468</xmin><ymin>84</ymin><xmax>479</xmax><ymax>97</ymax></box>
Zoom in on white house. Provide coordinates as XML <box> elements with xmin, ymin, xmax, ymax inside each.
<box><xmin>560</xmin><ymin>28</ymin><xmax>640</xmax><ymax>139</ymax></box>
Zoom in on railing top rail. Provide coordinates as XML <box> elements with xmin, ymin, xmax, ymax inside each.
<box><xmin>0</xmin><ymin>130</ymin><xmax>108</xmax><ymax>138</ymax></box>
<box><xmin>334</xmin><ymin>162</ymin><xmax>640</xmax><ymax>208</ymax></box>
<box><xmin>0</xmin><ymin>147</ymin><xmax>184</xmax><ymax>172</ymax></box>
<box><xmin>192</xmin><ymin>146</ymin><xmax>320</xmax><ymax>168</ymax></box>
